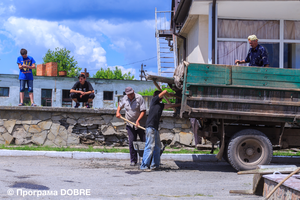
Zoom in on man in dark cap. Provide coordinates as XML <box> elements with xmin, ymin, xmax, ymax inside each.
<box><xmin>116</xmin><ymin>87</ymin><xmax>146</xmax><ymax>166</ymax></box>
<box><xmin>140</xmin><ymin>90</ymin><xmax>180</xmax><ymax>171</ymax></box>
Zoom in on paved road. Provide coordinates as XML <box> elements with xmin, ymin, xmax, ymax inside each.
<box><xmin>0</xmin><ymin>157</ymin><xmax>263</xmax><ymax>200</ymax></box>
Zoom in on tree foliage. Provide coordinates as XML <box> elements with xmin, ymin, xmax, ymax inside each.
<box><xmin>92</xmin><ymin>67</ymin><xmax>134</xmax><ymax>80</ymax></box>
<box><xmin>43</xmin><ymin>47</ymin><xmax>81</xmax><ymax>77</ymax></box>
<box><xmin>138</xmin><ymin>85</ymin><xmax>176</xmax><ymax>103</ymax></box>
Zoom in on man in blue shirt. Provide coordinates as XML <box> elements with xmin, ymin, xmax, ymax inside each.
<box><xmin>17</xmin><ymin>48</ymin><xmax>36</xmax><ymax>106</ymax></box>
<box><xmin>235</xmin><ymin>35</ymin><xmax>269</xmax><ymax>67</ymax></box>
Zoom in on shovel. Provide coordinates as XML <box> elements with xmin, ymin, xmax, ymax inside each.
<box><xmin>119</xmin><ymin>116</ymin><xmax>146</xmax><ymax>131</ymax></box>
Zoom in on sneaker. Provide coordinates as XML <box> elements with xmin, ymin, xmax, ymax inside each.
<box><xmin>31</xmin><ymin>103</ymin><xmax>36</xmax><ymax>106</ymax></box>
<box><xmin>86</xmin><ymin>103</ymin><xmax>90</xmax><ymax>108</ymax></box>
<box><xmin>130</xmin><ymin>162</ymin><xmax>136</xmax><ymax>166</ymax></box>
<box><xmin>74</xmin><ymin>103</ymin><xmax>80</xmax><ymax>108</ymax></box>
<box><xmin>18</xmin><ymin>103</ymin><xmax>24</xmax><ymax>106</ymax></box>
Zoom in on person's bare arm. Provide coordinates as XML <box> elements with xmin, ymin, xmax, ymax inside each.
<box><xmin>18</xmin><ymin>64</ymin><xmax>23</xmax><ymax>70</ymax></box>
<box><xmin>26</xmin><ymin>63</ymin><xmax>36</xmax><ymax>69</ymax></box>
<box><xmin>70</xmin><ymin>89</ymin><xmax>83</xmax><ymax>94</ymax></box>
<box><xmin>164</xmin><ymin>103</ymin><xmax>181</xmax><ymax>110</ymax></box>
<box><xmin>158</xmin><ymin>90</ymin><xmax>168</xmax><ymax>99</ymax></box>
<box><xmin>82</xmin><ymin>90</ymin><xmax>94</xmax><ymax>96</ymax></box>
<box><xmin>235</xmin><ymin>60</ymin><xmax>246</xmax><ymax>65</ymax></box>
<box><xmin>116</xmin><ymin>106</ymin><xmax>122</xmax><ymax>118</ymax></box>
<box><xmin>135</xmin><ymin>110</ymin><xmax>145</xmax><ymax>127</ymax></box>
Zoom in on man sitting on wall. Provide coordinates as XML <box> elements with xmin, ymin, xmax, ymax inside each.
<box><xmin>70</xmin><ymin>74</ymin><xmax>95</xmax><ymax>108</ymax></box>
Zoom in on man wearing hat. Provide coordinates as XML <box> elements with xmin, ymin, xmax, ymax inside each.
<box><xmin>235</xmin><ymin>35</ymin><xmax>269</xmax><ymax>67</ymax></box>
<box><xmin>116</xmin><ymin>87</ymin><xmax>146</xmax><ymax>166</ymax></box>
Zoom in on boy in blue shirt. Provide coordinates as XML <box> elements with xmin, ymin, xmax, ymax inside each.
<box><xmin>17</xmin><ymin>48</ymin><xmax>36</xmax><ymax>106</ymax></box>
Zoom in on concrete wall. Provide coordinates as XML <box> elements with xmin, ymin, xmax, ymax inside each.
<box><xmin>0</xmin><ymin>74</ymin><xmax>156</xmax><ymax>108</ymax></box>
<box><xmin>198</xmin><ymin>15</ymin><xmax>209</xmax><ymax>64</ymax></box>
<box><xmin>178</xmin><ymin>15</ymin><xmax>209</xmax><ymax>64</ymax></box>
<box><xmin>0</xmin><ymin>106</ymin><xmax>195</xmax><ymax>147</ymax></box>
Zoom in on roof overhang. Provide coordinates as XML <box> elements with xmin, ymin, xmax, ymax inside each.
<box><xmin>189</xmin><ymin>0</ymin><xmax>300</xmax><ymax>20</ymax></box>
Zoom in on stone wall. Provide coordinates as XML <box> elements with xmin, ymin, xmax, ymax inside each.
<box><xmin>0</xmin><ymin>106</ymin><xmax>194</xmax><ymax>147</ymax></box>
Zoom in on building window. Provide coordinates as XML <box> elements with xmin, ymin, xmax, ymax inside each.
<box><xmin>217</xmin><ymin>19</ymin><xmax>300</xmax><ymax>69</ymax></box>
<box><xmin>62</xmin><ymin>90</ymin><xmax>72</xmax><ymax>107</ymax></box>
<box><xmin>103</xmin><ymin>91</ymin><xmax>113</xmax><ymax>101</ymax></box>
<box><xmin>41</xmin><ymin>89</ymin><xmax>52</xmax><ymax>106</ymax></box>
<box><xmin>284</xmin><ymin>20</ymin><xmax>300</xmax><ymax>69</ymax></box>
<box><xmin>0</xmin><ymin>87</ymin><xmax>9</xmax><ymax>97</ymax></box>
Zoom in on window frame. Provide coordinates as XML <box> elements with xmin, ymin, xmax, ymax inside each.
<box><xmin>62</xmin><ymin>89</ymin><xmax>72</xmax><ymax>107</ymax></box>
<box><xmin>41</xmin><ymin>89</ymin><xmax>52</xmax><ymax>107</ymax></box>
<box><xmin>0</xmin><ymin>87</ymin><xmax>9</xmax><ymax>97</ymax></box>
<box><xmin>216</xmin><ymin>19</ymin><xmax>300</xmax><ymax>68</ymax></box>
<box><xmin>103</xmin><ymin>91</ymin><xmax>114</xmax><ymax>101</ymax></box>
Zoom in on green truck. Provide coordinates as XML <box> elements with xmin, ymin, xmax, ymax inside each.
<box><xmin>148</xmin><ymin>63</ymin><xmax>300</xmax><ymax>171</ymax></box>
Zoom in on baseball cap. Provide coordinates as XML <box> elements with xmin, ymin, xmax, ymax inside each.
<box><xmin>248</xmin><ymin>35</ymin><xmax>259</xmax><ymax>41</ymax></box>
<box><xmin>125</xmin><ymin>87</ymin><xmax>134</xmax><ymax>94</ymax></box>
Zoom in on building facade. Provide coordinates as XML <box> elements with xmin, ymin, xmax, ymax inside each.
<box><xmin>170</xmin><ymin>0</ymin><xmax>300</xmax><ymax>69</ymax></box>
<box><xmin>0</xmin><ymin>74</ymin><xmax>155</xmax><ymax>108</ymax></box>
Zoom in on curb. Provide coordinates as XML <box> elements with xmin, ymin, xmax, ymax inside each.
<box><xmin>1</xmin><ymin>150</ymin><xmax>300</xmax><ymax>163</ymax></box>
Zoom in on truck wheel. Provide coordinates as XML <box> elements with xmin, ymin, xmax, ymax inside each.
<box><xmin>227</xmin><ymin>129</ymin><xmax>273</xmax><ymax>171</ymax></box>
<box><xmin>222</xmin><ymin>142</ymin><xmax>229</xmax><ymax>163</ymax></box>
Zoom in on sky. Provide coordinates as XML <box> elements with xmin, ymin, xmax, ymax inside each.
<box><xmin>0</xmin><ymin>0</ymin><xmax>172</xmax><ymax>78</ymax></box>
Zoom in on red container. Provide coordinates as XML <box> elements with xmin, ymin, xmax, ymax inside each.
<box><xmin>46</xmin><ymin>62</ymin><xmax>57</xmax><ymax>77</ymax></box>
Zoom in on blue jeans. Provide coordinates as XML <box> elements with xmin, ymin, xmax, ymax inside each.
<box><xmin>20</xmin><ymin>80</ymin><xmax>33</xmax><ymax>93</ymax></box>
<box><xmin>140</xmin><ymin>127</ymin><xmax>161</xmax><ymax>169</ymax></box>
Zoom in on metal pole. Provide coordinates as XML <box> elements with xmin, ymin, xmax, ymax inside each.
<box><xmin>212</xmin><ymin>0</ymin><xmax>216</xmax><ymax>64</ymax></box>
<box><xmin>155</xmin><ymin>8</ymin><xmax>161</xmax><ymax>76</ymax></box>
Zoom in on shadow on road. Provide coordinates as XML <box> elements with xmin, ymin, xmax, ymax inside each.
<box><xmin>171</xmin><ymin>161</ymin><xmax>237</xmax><ymax>172</ymax></box>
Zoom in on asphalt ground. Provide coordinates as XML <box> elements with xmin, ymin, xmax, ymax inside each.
<box><xmin>0</xmin><ymin>156</ymin><xmax>264</xmax><ymax>200</ymax></box>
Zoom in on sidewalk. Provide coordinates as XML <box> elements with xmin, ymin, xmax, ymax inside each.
<box><xmin>1</xmin><ymin>149</ymin><xmax>300</xmax><ymax>163</ymax></box>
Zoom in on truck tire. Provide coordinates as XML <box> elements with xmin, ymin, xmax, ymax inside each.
<box><xmin>227</xmin><ymin>129</ymin><xmax>273</xmax><ymax>171</ymax></box>
<box><xmin>222</xmin><ymin>142</ymin><xmax>229</xmax><ymax>163</ymax></box>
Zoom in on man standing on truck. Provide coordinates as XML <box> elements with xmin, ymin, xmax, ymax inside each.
<box><xmin>116</xmin><ymin>87</ymin><xmax>146</xmax><ymax>166</ymax></box>
<box><xmin>235</xmin><ymin>35</ymin><xmax>269</xmax><ymax>67</ymax></box>
<box><xmin>140</xmin><ymin>90</ymin><xmax>180</xmax><ymax>171</ymax></box>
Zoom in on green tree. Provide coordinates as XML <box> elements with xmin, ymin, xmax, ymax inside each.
<box><xmin>42</xmin><ymin>47</ymin><xmax>81</xmax><ymax>77</ymax></box>
<box><xmin>93</xmin><ymin>66</ymin><xmax>134</xmax><ymax>80</ymax></box>
<box><xmin>138</xmin><ymin>85</ymin><xmax>176</xmax><ymax>103</ymax></box>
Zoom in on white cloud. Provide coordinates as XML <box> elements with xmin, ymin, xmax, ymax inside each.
<box><xmin>2</xmin><ymin>17</ymin><xmax>107</xmax><ymax>69</ymax></box>
<box><xmin>76</xmin><ymin>19</ymin><xmax>156</xmax><ymax>60</ymax></box>
<box><xmin>9</xmin><ymin>5</ymin><xmax>16</xmax><ymax>13</ymax></box>
<box><xmin>0</xmin><ymin>3</ymin><xmax>15</xmax><ymax>15</ymax></box>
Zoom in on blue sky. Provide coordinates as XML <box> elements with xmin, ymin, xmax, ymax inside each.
<box><xmin>0</xmin><ymin>0</ymin><xmax>171</xmax><ymax>78</ymax></box>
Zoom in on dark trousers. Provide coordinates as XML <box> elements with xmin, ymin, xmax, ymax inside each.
<box><xmin>126</xmin><ymin>125</ymin><xmax>145</xmax><ymax>163</ymax></box>
<box><xmin>70</xmin><ymin>92</ymin><xmax>95</xmax><ymax>102</ymax></box>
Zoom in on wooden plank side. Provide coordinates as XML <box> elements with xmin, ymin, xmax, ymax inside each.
<box><xmin>232</xmin><ymin>73</ymin><xmax>300</xmax><ymax>84</ymax></box>
<box><xmin>232</xmin><ymin>65</ymin><xmax>300</xmax><ymax>76</ymax></box>
<box><xmin>186</xmin><ymin>100</ymin><xmax>300</xmax><ymax>115</ymax></box>
<box><xmin>187</xmin><ymin>69</ymin><xmax>225</xmax><ymax>78</ymax></box>
<box><xmin>232</xmin><ymin>79</ymin><xmax>300</xmax><ymax>89</ymax></box>
<box><xmin>188</xmin><ymin>63</ymin><xmax>226</xmax><ymax>72</ymax></box>
<box><xmin>225</xmin><ymin>66</ymin><xmax>232</xmax><ymax>85</ymax></box>
<box><xmin>189</xmin><ymin>85</ymin><xmax>299</xmax><ymax>102</ymax></box>
<box><xmin>187</xmin><ymin>76</ymin><xmax>226</xmax><ymax>85</ymax></box>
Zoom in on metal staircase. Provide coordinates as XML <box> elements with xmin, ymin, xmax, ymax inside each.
<box><xmin>155</xmin><ymin>8</ymin><xmax>176</xmax><ymax>77</ymax></box>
